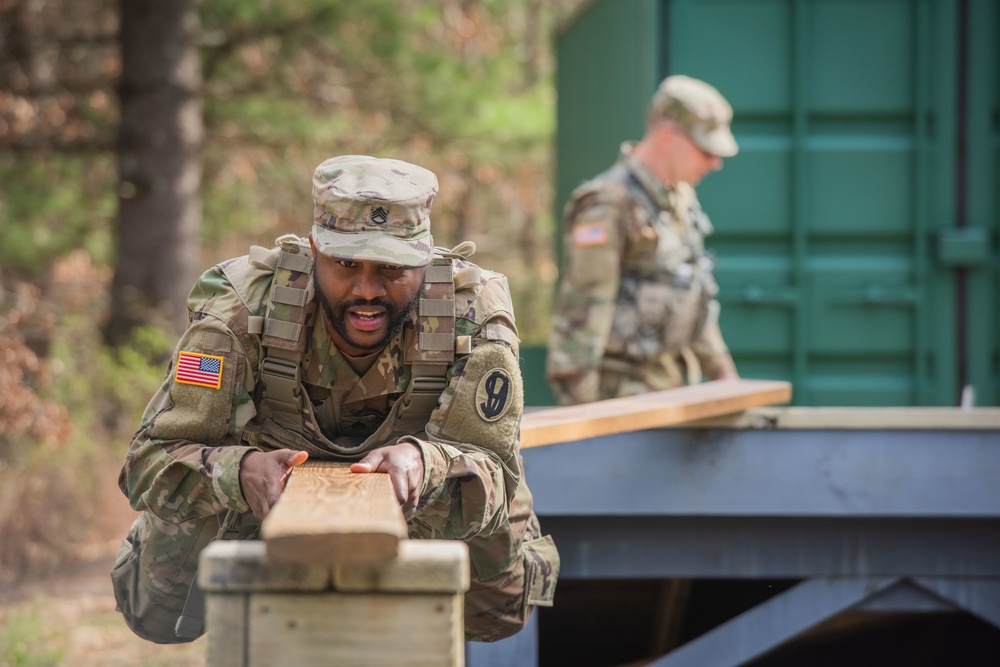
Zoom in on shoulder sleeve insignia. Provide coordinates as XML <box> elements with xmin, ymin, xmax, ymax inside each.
<box><xmin>572</xmin><ymin>221</ymin><xmax>610</xmax><ymax>247</ymax></box>
<box><xmin>476</xmin><ymin>368</ymin><xmax>512</xmax><ymax>422</ymax></box>
<box><xmin>175</xmin><ymin>351</ymin><xmax>225</xmax><ymax>390</ymax></box>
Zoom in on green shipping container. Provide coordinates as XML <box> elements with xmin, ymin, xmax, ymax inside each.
<box><xmin>533</xmin><ymin>0</ymin><xmax>999</xmax><ymax>407</ymax></box>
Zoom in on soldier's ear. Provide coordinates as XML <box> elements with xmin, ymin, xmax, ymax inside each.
<box><xmin>308</xmin><ymin>234</ymin><xmax>317</xmax><ymax>256</ymax></box>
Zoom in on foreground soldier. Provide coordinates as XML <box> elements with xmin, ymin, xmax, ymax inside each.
<box><xmin>112</xmin><ymin>155</ymin><xmax>558</xmax><ymax>644</ymax></box>
<box><xmin>547</xmin><ymin>75</ymin><xmax>740</xmax><ymax>405</ymax></box>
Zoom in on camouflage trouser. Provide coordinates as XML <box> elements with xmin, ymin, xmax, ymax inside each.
<box><xmin>111</xmin><ymin>510</ymin><xmax>259</xmax><ymax>644</ymax></box>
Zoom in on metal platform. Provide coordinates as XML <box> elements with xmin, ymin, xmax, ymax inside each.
<box><xmin>467</xmin><ymin>407</ymin><xmax>1000</xmax><ymax>666</ymax></box>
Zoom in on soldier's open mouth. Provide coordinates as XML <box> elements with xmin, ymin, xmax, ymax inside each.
<box><xmin>348</xmin><ymin>310</ymin><xmax>386</xmax><ymax>332</ymax></box>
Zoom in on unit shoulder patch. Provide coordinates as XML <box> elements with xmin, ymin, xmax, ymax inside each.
<box><xmin>425</xmin><ymin>342</ymin><xmax>523</xmax><ymax>460</ymax></box>
<box><xmin>475</xmin><ymin>368</ymin><xmax>513</xmax><ymax>422</ymax></box>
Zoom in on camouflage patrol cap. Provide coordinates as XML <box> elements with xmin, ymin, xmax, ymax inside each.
<box><xmin>311</xmin><ymin>155</ymin><xmax>437</xmax><ymax>267</ymax></box>
<box><xmin>650</xmin><ymin>75</ymin><xmax>738</xmax><ymax>158</ymax></box>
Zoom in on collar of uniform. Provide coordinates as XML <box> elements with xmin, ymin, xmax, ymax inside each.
<box><xmin>301</xmin><ymin>312</ymin><xmax>409</xmax><ymax>402</ymax></box>
<box><xmin>618</xmin><ymin>141</ymin><xmax>676</xmax><ymax>211</ymax></box>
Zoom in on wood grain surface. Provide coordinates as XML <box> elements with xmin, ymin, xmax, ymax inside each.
<box><xmin>520</xmin><ymin>379</ymin><xmax>792</xmax><ymax>448</ymax></box>
<box><xmin>261</xmin><ymin>461</ymin><xmax>407</xmax><ymax>565</ymax></box>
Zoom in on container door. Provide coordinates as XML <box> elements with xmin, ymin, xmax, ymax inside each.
<box><xmin>668</xmin><ymin>0</ymin><xmax>998</xmax><ymax>406</ymax></box>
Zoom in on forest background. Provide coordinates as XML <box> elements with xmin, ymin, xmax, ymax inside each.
<box><xmin>0</xmin><ymin>0</ymin><xmax>585</xmax><ymax>663</ymax></box>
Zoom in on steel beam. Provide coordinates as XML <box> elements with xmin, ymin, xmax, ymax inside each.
<box><xmin>649</xmin><ymin>577</ymin><xmax>902</xmax><ymax>667</ymax></box>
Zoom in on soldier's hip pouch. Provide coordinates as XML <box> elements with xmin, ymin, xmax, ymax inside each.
<box><xmin>522</xmin><ymin>533</ymin><xmax>560</xmax><ymax>610</ymax></box>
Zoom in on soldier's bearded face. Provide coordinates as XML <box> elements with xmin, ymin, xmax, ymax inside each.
<box><xmin>312</xmin><ymin>253</ymin><xmax>423</xmax><ymax>356</ymax></box>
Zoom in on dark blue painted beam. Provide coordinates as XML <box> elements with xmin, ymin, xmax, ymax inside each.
<box><xmin>523</xmin><ymin>427</ymin><xmax>1000</xmax><ymax>517</ymax></box>
<box><xmin>542</xmin><ymin>516</ymin><xmax>1000</xmax><ymax>578</ymax></box>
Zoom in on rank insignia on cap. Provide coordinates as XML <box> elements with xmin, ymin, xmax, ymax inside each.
<box><xmin>370</xmin><ymin>205</ymin><xmax>389</xmax><ymax>225</ymax></box>
<box><xmin>476</xmin><ymin>368</ymin><xmax>512</xmax><ymax>422</ymax></box>
<box><xmin>175</xmin><ymin>351</ymin><xmax>224</xmax><ymax>390</ymax></box>
<box><xmin>573</xmin><ymin>221</ymin><xmax>609</xmax><ymax>247</ymax></box>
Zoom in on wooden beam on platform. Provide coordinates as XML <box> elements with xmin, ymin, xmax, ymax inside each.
<box><xmin>520</xmin><ymin>379</ymin><xmax>792</xmax><ymax>449</ymax></box>
<box><xmin>262</xmin><ymin>461</ymin><xmax>407</xmax><ymax>566</ymax></box>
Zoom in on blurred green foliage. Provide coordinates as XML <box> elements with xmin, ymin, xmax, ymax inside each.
<box><xmin>0</xmin><ymin>155</ymin><xmax>116</xmax><ymax>281</ymax></box>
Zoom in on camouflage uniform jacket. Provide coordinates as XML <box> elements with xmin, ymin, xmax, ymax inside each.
<box><xmin>117</xmin><ymin>243</ymin><xmax>557</xmax><ymax>642</ymax></box>
<box><xmin>546</xmin><ymin>142</ymin><xmax>736</xmax><ymax>405</ymax></box>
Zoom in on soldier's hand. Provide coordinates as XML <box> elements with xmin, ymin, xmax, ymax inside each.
<box><xmin>239</xmin><ymin>449</ymin><xmax>309</xmax><ymax>520</ymax></box>
<box><xmin>350</xmin><ymin>442</ymin><xmax>424</xmax><ymax>514</ymax></box>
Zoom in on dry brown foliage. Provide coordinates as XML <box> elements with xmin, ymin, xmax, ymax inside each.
<box><xmin>0</xmin><ymin>251</ymin><xmax>125</xmax><ymax>585</ymax></box>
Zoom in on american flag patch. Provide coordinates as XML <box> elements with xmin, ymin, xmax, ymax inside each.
<box><xmin>175</xmin><ymin>351</ymin><xmax>224</xmax><ymax>389</ymax></box>
<box><xmin>573</xmin><ymin>221</ymin><xmax>609</xmax><ymax>247</ymax></box>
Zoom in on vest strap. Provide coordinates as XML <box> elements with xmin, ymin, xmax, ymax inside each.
<box><xmin>273</xmin><ymin>285</ymin><xmax>309</xmax><ymax>307</ymax></box>
<box><xmin>257</xmin><ymin>237</ymin><xmax>314</xmax><ymax>418</ymax></box>
<box><xmin>259</xmin><ymin>349</ymin><xmax>302</xmax><ymax>414</ymax></box>
<box><xmin>424</xmin><ymin>265</ymin><xmax>454</xmax><ymax>283</ymax></box>
<box><xmin>277</xmin><ymin>251</ymin><xmax>313</xmax><ymax>274</ymax></box>
<box><xmin>418</xmin><ymin>332</ymin><xmax>455</xmax><ymax>351</ymax></box>
<box><xmin>261</xmin><ymin>240</ymin><xmax>314</xmax><ymax>353</ymax></box>
<box><xmin>419</xmin><ymin>298</ymin><xmax>455</xmax><ymax>317</ymax></box>
<box><xmin>264</xmin><ymin>318</ymin><xmax>301</xmax><ymax>342</ymax></box>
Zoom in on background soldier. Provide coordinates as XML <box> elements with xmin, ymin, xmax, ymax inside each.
<box><xmin>547</xmin><ymin>75</ymin><xmax>740</xmax><ymax>405</ymax></box>
<box><xmin>112</xmin><ymin>155</ymin><xmax>558</xmax><ymax>644</ymax></box>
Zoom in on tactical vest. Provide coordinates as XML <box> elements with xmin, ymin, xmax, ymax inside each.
<box><xmin>239</xmin><ymin>235</ymin><xmax>487</xmax><ymax>459</ymax></box>
<box><xmin>602</xmin><ymin>164</ymin><xmax>717</xmax><ymax>355</ymax></box>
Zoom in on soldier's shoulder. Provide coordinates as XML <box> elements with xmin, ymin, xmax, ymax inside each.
<box><xmin>453</xmin><ymin>258</ymin><xmax>515</xmax><ymax>326</ymax></box>
<box><xmin>564</xmin><ymin>170</ymin><xmax>636</xmax><ymax>223</ymax></box>
<box><xmin>572</xmin><ymin>170</ymin><xmax>632</xmax><ymax>203</ymax></box>
<box><xmin>188</xmin><ymin>253</ymin><xmax>275</xmax><ymax>325</ymax></box>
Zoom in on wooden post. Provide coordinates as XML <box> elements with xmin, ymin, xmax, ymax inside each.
<box><xmin>200</xmin><ymin>539</ymin><xmax>469</xmax><ymax>667</ymax></box>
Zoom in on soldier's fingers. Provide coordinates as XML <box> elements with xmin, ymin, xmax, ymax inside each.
<box><xmin>388</xmin><ymin>466</ymin><xmax>410</xmax><ymax>508</ymax></box>
<box><xmin>280</xmin><ymin>450</ymin><xmax>309</xmax><ymax>467</ymax></box>
<box><xmin>349</xmin><ymin>451</ymin><xmax>383</xmax><ymax>474</ymax></box>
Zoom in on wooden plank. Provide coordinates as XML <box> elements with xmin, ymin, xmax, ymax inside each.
<box><xmin>261</xmin><ymin>461</ymin><xmax>407</xmax><ymax>566</ymax></box>
<box><xmin>520</xmin><ymin>379</ymin><xmax>792</xmax><ymax>449</ymax></box>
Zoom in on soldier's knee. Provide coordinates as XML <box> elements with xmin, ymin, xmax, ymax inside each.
<box><xmin>111</xmin><ymin>532</ymin><xmax>199</xmax><ymax>643</ymax></box>
<box><xmin>110</xmin><ymin>513</ymin><xmax>211</xmax><ymax>644</ymax></box>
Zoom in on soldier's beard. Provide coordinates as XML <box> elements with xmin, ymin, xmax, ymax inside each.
<box><xmin>314</xmin><ymin>283</ymin><xmax>421</xmax><ymax>353</ymax></box>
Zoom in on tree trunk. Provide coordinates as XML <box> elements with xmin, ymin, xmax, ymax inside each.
<box><xmin>104</xmin><ymin>0</ymin><xmax>201</xmax><ymax>346</ymax></box>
